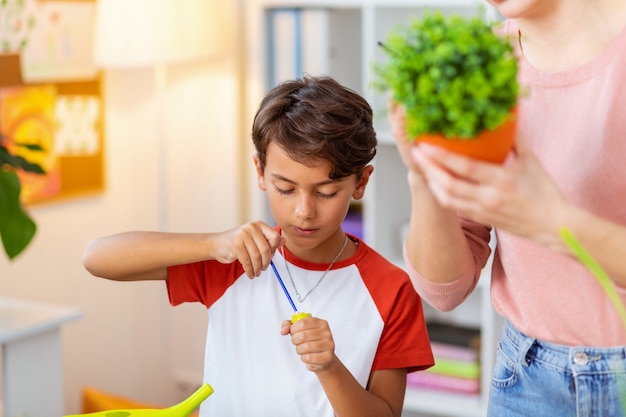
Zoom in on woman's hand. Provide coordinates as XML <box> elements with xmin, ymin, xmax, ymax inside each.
<box><xmin>411</xmin><ymin>137</ymin><xmax>571</xmax><ymax>250</ymax></box>
<box><xmin>389</xmin><ymin>101</ymin><xmax>425</xmax><ymax>182</ymax></box>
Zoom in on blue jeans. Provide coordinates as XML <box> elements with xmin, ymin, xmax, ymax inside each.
<box><xmin>488</xmin><ymin>321</ymin><xmax>626</xmax><ymax>417</ymax></box>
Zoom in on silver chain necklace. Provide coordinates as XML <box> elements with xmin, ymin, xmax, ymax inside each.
<box><xmin>282</xmin><ymin>235</ymin><xmax>349</xmax><ymax>303</ymax></box>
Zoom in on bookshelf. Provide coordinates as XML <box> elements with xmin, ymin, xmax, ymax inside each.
<box><xmin>245</xmin><ymin>1</ymin><xmax>505</xmax><ymax>416</ymax></box>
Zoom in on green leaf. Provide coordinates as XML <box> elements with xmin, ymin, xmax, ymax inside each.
<box><xmin>0</xmin><ymin>169</ymin><xmax>37</xmax><ymax>260</ymax></box>
<box><xmin>0</xmin><ymin>144</ymin><xmax>46</xmax><ymax>174</ymax></box>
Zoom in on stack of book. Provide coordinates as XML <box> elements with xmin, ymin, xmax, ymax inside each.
<box><xmin>407</xmin><ymin>321</ymin><xmax>481</xmax><ymax>395</ymax></box>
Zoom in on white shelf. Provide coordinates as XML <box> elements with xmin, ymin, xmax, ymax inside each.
<box><xmin>249</xmin><ymin>1</ymin><xmax>503</xmax><ymax>416</ymax></box>
<box><xmin>403</xmin><ymin>388</ymin><xmax>485</xmax><ymax>417</ymax></box>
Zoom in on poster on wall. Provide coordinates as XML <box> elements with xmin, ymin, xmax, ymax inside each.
<box><xmin>0</xmin><ymin>85</ymin><xmax>62</xmax><ymax>203</ymax></box>
<box><xmin>24</xmin><ymin>1</ymin><xmax>98</xmax><ymax>82</ymax></box>
<box><xmin>0</xmin><ymin>0</ymin><xmax>103</xmax><ymax>205</ymax></box>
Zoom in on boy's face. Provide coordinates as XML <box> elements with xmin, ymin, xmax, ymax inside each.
<box><xmin>254</xmin><ymin>142</ymin><xmax>372</xmax><ymax>261</ymax></box>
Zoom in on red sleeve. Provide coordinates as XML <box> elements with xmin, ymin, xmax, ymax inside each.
<box><xmin>359</xmin><ymin>245</ymin><xmax>434</xmax><ymax>373</ymax></box>
<box><xmin>166</xmin><ymin>260</ymin><xmax>245</xmax><ymax>308</ymax></box>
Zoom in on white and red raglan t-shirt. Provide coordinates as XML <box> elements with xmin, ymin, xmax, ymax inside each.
<box><xmin>167</xmin><ymin>234</ymin><xmax>434</xmax><ymax>417</ymax></box>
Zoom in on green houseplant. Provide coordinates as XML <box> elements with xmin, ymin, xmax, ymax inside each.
<box><xmin>1</xmin><ymin>18</ymin><xmax>44</xmax><ymax>261</ymax></box>
<box><xmin>373</xmin><ymin>11</ymin><xmax>520</xmax><ymax>163</ymax></box>
<box><xmin>0</xmin><ymin>132</ymin><xmax>44</xmax><ymax>260</ymax></box>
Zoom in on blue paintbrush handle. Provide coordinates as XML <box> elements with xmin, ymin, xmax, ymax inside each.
<box><xmin>270</xmin><ymin>260</ymin><xmax>298</xmax><ymax>313</ymax></box>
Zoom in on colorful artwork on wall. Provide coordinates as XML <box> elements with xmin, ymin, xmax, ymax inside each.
<box><xmin>0</xmin><ymin>0</ymin><xmax>37</xmax><ymax>53</ymax></box>
<box><xmin>1</xmin><ymin>0</ymin><xmax>97</xmax><ymax>80</ymax></box>
<box><xmin>21</xmin><ymin>1</ymin><xmax>98</xmax><ymax>82</ymax></box>
<box><xmin>0</xmin><ymin>0</ymin><xmax>103</xmax><ymax>205</ymax></box>
<box><xmin>0</xmin><ymin>80</ymin><xmax>103</xmax><ymax>204</ymax></box>
<box><xmin>0</xmin><ymin>85</ymin><xmax>61</xmax><ymax>203</ymax></box>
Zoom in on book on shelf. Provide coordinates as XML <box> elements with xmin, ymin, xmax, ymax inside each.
<box><xmin>427</xmin><ymin>357</ymin><xmax>480</xmax><ymax>379</ymax></box>
<box><xmin>342</xmin><ymin>204</ymin><xmax>363</xmax><ymax>239</ymax></box>
<box><xmin>407</xmin><ymin>370</ymin><xmax>480</xmax><ymax>395</ymax></box>
<box><xmin>430</xmin><ymin>341</ymin><xmax>479</xmax><ymax>362</ymax></box>
<box><xmin>426</xmin><ymin>320</ymin><xmax>481</xmax><ymax>351</ymax></box>
<box><xmin>408</xmin><ymin>320</ymin><xmax>482</xmax><ymax>395</ymax></box>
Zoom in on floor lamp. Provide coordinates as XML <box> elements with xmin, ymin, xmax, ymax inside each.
<box><xmin>93</xmin><ymin>0</ymin><xmax>223</xmax><ymax>231</ymax></box>
<box><xmin>92</xmin><ymin>0</ymin><xmax>225</xmax><ymax>402</ymax></box>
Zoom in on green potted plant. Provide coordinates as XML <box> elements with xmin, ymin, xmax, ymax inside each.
<box><xmin>373</xmin><ymin>11</ymin><xmax>520</xmax><ymax>163</ymax></box>
<box><xmin>0</xmin><ymin>132</ymin><xmax>44</xmax><ymax>260</ymax></box>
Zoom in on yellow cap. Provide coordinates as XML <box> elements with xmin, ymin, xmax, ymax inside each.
<box><xmin>291</xmin><ymin>312</ymin><xmax>311</xmax><ymax>323</ymax></box>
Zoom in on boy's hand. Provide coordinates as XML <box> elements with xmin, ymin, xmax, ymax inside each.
<box><xmin>281</xmin><ymin>316</ymin><xmax>336</xmax><ymax>372</ymax></box>
<box><xmin>214</xmin><ymin>221</ymin><xmax>284</xmax><ymax>278</ymax></box>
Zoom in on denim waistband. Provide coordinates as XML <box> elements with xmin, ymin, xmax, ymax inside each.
<box><xmin>502</xmin><ymin>321</ymin><xmax>626</xmax><ymax>374</ymax></box>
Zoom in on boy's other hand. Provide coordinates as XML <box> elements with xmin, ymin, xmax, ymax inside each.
<box><xmin>282</xmin><ymin>316</ymin><xmax>337</xmax><ymax>372</ymax></box>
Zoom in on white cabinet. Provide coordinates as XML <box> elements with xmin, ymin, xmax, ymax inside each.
<box><xmin>0</xmin><ymin>297</ymin><xmax>82</xmax><ymax>417</ymax></box>
<box><xmin>247</xmin><ymin>1</ymin><xmax>503</xmax><ymax>416</ymax></box>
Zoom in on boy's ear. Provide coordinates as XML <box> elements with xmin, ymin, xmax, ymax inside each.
<box><xmin>253</xmin><ymin>154</ymin><xmax>267</xmax><ymax>190</ymax></box>
<box><xmin>352</xmin><ymin>165</ymin><xmax>374</xmax><ymax>200</ymax></box>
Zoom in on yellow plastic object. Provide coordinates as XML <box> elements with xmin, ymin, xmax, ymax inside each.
<box><xmin>560</xmin><ymin>228</ymin><xmax>626</xmax><ymax>330</ymax></box>
<box><xmin>64</xmin><ymin>384</ymin><xmax>214</xmax><ymax>417</ymax></box>
<box><xmin>292</xmin><ymin>312</ymin><xmax>311</xmax><ymax>323</ymax></box>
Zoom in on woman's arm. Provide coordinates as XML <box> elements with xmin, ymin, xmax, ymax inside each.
<box><xmin>404</xmin><ymin>170</ymin><xmax>478</xmax><ymax>284</ymax></box>
<box><xmin>390</xmin><ymin>102</ymin><xmax>479</xmax><ymax>286</ymax></box>
<box><xmin>411</xmin><ymin>138</ymin><xmax>626</xmax><ymax>285</ymax></box>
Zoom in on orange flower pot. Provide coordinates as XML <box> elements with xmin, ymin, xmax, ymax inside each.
<box><xmin>416</xmin><ymin>110</ymin><xmax>517</xmax><ymax>164</ymax></box>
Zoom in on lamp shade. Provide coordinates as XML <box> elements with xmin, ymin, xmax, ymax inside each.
<box><xmin>93</xmin><ymin>0</ymin><xmax>223</xmax><ymax>68</ymax></box>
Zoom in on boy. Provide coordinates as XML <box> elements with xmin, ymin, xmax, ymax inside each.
<box><xmin>83</xmin><ymin>75</ymin><xmax>433</xmax><ymax>417</ymax></box>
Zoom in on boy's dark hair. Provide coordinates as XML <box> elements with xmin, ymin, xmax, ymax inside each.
<box><xmin>252</xmin><ymin>75</ymin><xmax>377</xmax><ymax>180</ymax></box>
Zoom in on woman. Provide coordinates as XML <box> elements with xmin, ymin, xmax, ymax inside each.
<box><xmin>391</xmin><ymin>0</ymin><xmax>626</xmax><ymax>415</ymax></box>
